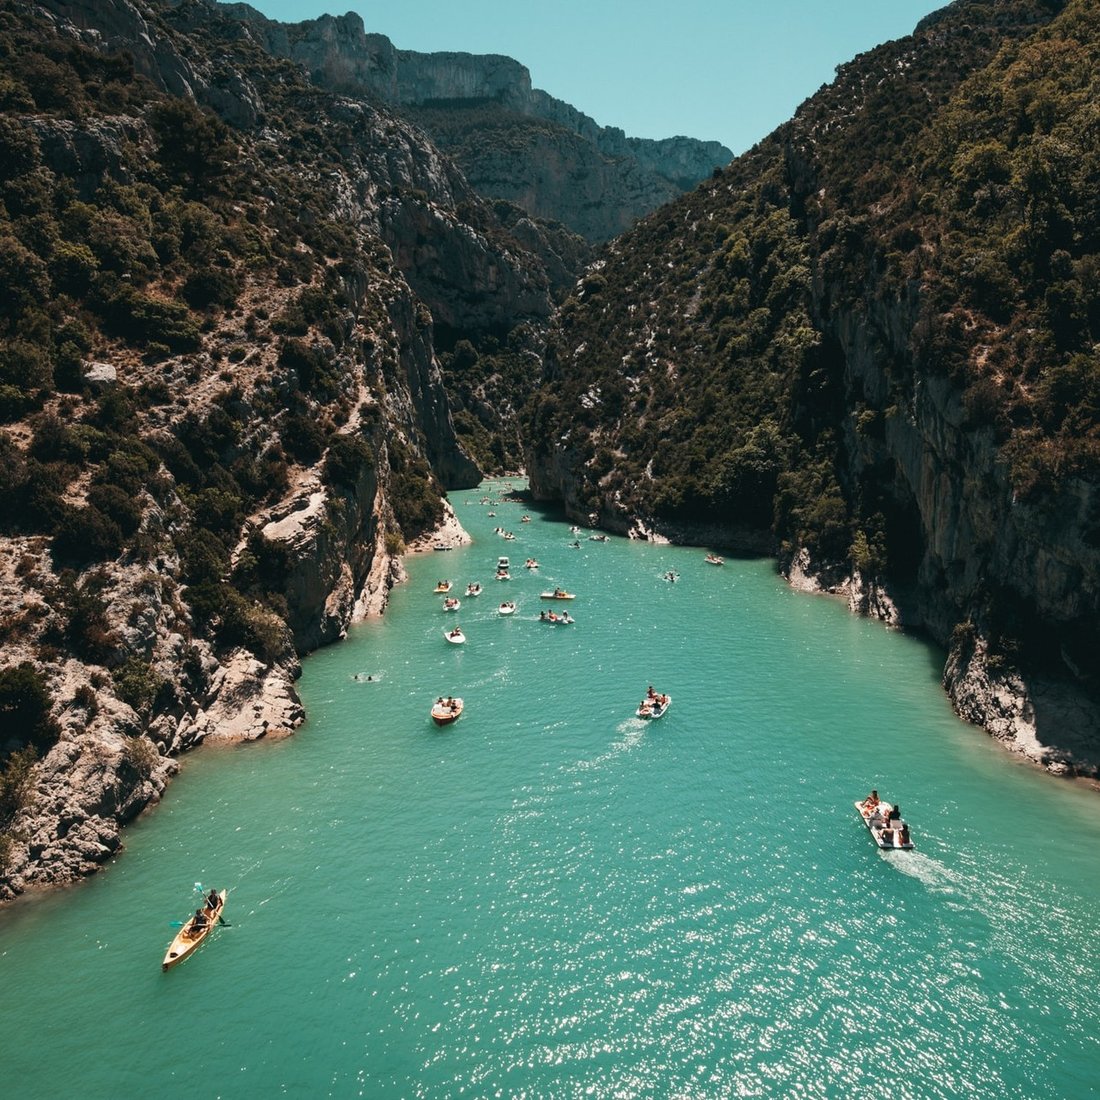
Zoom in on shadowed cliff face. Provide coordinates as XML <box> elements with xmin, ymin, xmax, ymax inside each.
<box><xmin>219</xmin><ymin>5</ymin><xmax>733</xmax><ymax>243</ymax></box>
<box><xmin>524</xmin><ymin>0</ymin><xmax>1100</xmax><ymax>774</ymax></box>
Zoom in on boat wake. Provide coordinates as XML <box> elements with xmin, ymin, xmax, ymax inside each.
<box><xmin>877</xmin><ymin>847</ymin><xmax>962</xmax><ymax>892</ymax></box>
<box><xmin>570</xmin><ymin>719</ymin><xmax>646</xmax><ymax>772</ymax></box>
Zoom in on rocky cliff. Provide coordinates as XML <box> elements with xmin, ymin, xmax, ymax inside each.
<box><xmin>219</xmin><ymin>6</ymin><xmax>733</xmax><ymax>242</ymax></box>
<box><xmin>525</xmin><ymin>0</ymin><xmax>1100</xmax><ymax>776</ymax></box>
<box><xmin>0</xmin><ymin>0</ymin><xmax>552</xmax><ymax>897</ymax></box>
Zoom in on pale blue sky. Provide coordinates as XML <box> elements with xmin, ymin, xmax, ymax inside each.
<box><xmin>239</xmin><ymin>1</ymin><xmax>948</xmax><ymax>153</ymax></box>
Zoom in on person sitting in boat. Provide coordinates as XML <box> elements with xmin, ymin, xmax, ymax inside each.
<box><xmin>887</xmin><ymin>804</ymin><xmax>900</xmax><ymax>823</ymax></box>
<box><xmin>880</xmin><ymin>826</ymin><xmax>894</xmax><ymax>845</ymax></box>
<box><xmin>205</xmin><ymin>889</ymin><xmax>220</xmax><ymax>912</ymax></box>
<box><xmin>647</xmin><ymin>685</ymin><xmax>656</xmax><ymax>699</ymax></box>
<box><xmin>899</xmin><ymin>823</ymin><xmax>911</xmax><ymax>845</ymax></box>
<box><xmin>863</xmin><ymin>790</ymin><xmax>880</xmax><ymax>812</ymax></box>
<box><xmin>190</xmin><ymin>908</ymin><xmax>209</xmax><ymax>934</ymax></box>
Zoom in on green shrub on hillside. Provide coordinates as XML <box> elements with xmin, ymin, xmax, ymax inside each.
<box><xmin>0</xmin><ymin>663</ymin><xmax>59</xmax><ymax>754</ymax></box>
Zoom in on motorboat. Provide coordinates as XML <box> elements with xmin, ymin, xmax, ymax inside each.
<box><xmin>637</xmin><ymin>692</ymin><xmax>671</xmax><ymax>719</ymax></box>
<box><xmin>854</xmin><ymin>798</ymin><xmax>914</xmax><ymax>849</ymax></box>
<box><xmin>443</xmin><ymin>596</ymin><xmax>461</xmax><ymax>611</ymax></box>
<box><xmin>464</xmin><ymin>583</ymin><xmax>482</xmax><ymax>597</ymax></box>
<box><xmin>540</xmin><ymin>589</ymin><xmax>575</xmax><ymax>600</ymax></box>
<box><xmin>497</xmin><ymin>557</ymin><xmax>510</xmax><ymax>570</ymax></box>
<box><xmin>431</xmin><ymin>697</ymin><xmax>464</xmax><ymax>726</ymax></box>
<box><xmin>498</xmin><ymin>601</ymin><xmax>516</xmax><ymax>616</ymax></box>
<box><xmin>434</xmin><ymin>580</ymin><xmax>453</xmax><ymax>592</ymax></box>
<box><xmin>443</xmin><ymin>627</ymin><xmax>466</xmax><ymax>644</ymax></box>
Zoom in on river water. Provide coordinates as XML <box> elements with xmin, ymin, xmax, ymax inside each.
<box><xmin>2</xmin><ymin>479</ymin><xmax>1099</xmax><ymax>1099</ymax></box>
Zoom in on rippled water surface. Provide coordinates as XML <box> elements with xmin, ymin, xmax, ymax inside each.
<box><xmin>3</xmin><ymin>480</ymin><xmax>1099</xmax><ymax>1098</ymax></box>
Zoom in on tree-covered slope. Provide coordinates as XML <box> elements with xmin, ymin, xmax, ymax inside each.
<box><xmin>0</xmin><ymin>0</ymin><xmax>551</xmax><ymax>894</ymax></box>
<box><xmin>527</xmin><ymin>0</ymin><xmax>1100</xmax><ymax>772</ymax></box>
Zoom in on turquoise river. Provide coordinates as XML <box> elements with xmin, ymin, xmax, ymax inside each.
<box><xmin>2</xmin><ymin>480</ymin><xmax>1099</xmax><ymax>1099</ymax></box>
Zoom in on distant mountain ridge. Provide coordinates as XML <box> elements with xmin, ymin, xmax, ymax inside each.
<box><xmin>219</xmin><ymin>5</ymin><xmax>733</xmax><ymax>242</ymax></box>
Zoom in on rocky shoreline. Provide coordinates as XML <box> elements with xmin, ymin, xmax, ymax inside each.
<box><xmin>0</xmin><ymin>499</ymin><xmax>466</xmax><ymax>904</ymax></box>
<box><xmin>783</xmin><ymin>547</ymin><xmax>1100</xmax><ymax>785</ymax></box>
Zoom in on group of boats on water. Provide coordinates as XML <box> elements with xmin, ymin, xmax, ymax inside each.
<box><xmin>450</xmin><ymin>491</ymin><xmax>919</xmax><ymax>850</ymax></box>
<box><xmin>162</xmin><ymin>490</ymin><xmax>914</xmax><ymax>973</ymax></box>
<box><xmin>437</xmin><ymin>556</ymin><xmax>578</xmax><ymax>643</ymax></box>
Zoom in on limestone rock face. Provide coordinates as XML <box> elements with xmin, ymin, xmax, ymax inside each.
<box><xmin>2</xmin><ymin>0</ymin><xmax>553</xmax><ymax>900</ymax></box>
<box><xmin>3</xmin><ymin>725</ymin><xmax>176</xmax><ymax>894</ymax></box>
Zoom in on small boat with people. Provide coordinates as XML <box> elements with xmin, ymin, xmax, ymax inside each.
<box><xmin>521</xmin><ymin>515</ymin><xmax>531</xmax><ymax>523</ymax></box>
<box><xmin>498</xmin><ymin>601</ymin><xmax>516</xmax><ymax>616</ymax></box>
<box><xmin>637</xmin><ymin>687</ymin><xmax>671</xmax><ymax>719</ymax></box>
<box><xmin>464</xmin><ymin>583</ymin><xmax>482</xmax><ymax>597</ymax></box>
<box><xmin>540</xmin><ymin>588</ymin><xmax>575</xmax><ymax>600</ymax></box>
<box><xmin>663</xmin><ymin>570</ymin><xmax>679</xmax><ymax>582</ymax></box>
<box><xmin>434</xmin><ymin>580</ymin><xmax>453</xmax><ymax>592</ymax></box>
<box><xmin>443</xmin><ymin>596</ymin><xmax>461</xmax><ymax>611</ymax></box>
<box><xmin>495</xmin><ymin>568</ymin><xmax>511</xmax><ymax>581</ymax></box>
<box><xmin>704</xmin><ymin>554</ymin><xmax>724</xmax><ymax>566</ymax></box>
<box><xmin>430</xmin><ymin>696</ymin><xmax>464</xmax><ymax>726</ymax></box>
<box><xmin>854</xmin><ymin>791</ymin><xmax>914</xmax><ymax>849</ymax></box>
<box><xmin>588</xmin><ymin>533</ymin><xmax>609</xmax><ymax>542</ymax></box>
<box><xmin>524</xmin><ymin>558</ymin><xmax>539</xmax><ymax>569</ymax></box>
<box><xmin>539</xmin><ymin>610</ymin><xmax>575</xmax><ymax>625</ymax></box>
<box><xmin>163</xmin><ymin>889</ymin><xmax>226</xmax><ymax>971</ymax></box>
<box><xmin>444</xmin><ymin>626</ymin><xmax>466</xmax><ymax>645</ymax></box>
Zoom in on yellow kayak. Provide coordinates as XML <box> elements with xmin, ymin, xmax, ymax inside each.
<box><xmin>162</xmin><ymin>890</ymin><xmax>226</xmax><ymax>971</ymax></box>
